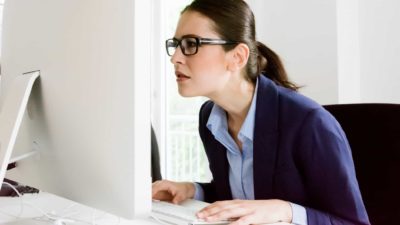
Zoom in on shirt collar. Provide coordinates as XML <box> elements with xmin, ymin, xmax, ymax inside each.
<box><xmin>206</xmin><ymin>103</ymin><xmax>227</xmax><ymax>135</ymax></box>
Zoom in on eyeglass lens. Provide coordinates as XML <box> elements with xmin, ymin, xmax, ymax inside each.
<box><xmin>166</xmin><ymin>37</ymin><xmax>199</xmax><ymax>56</ymax></box>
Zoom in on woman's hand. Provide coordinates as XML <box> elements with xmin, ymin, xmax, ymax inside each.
<box><xmin>152</xmin><ymin>180</ymin><xmax>196</xmax><ymax>204</ymax></box>
<box><xmin>196</xmin><ymin>199</ymin><xmax>293</xmax><ymax>225</ymax></box>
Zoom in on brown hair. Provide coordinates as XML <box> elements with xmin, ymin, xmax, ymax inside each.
<box><xmin>182</xmin><ymin>0</ymin><xmax>299</xmax><ymax>91</ymax></box>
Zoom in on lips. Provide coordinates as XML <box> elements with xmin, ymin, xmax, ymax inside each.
<box><xmin>175</xmin><ymin>71</ymin><xmax>190</xmax><ymax>78</ymax></box>
<box><xmin>175</xmin><ymin>71</ymin><xmax>191</xmax><ymax>81</ymax></box>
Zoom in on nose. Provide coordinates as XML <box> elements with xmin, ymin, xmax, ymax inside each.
<box><xmin>170</xmin><ymin>46</ymin><xmax>185</xmax><ymax>65</ymax></box>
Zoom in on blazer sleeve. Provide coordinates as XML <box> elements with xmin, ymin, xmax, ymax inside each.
<box><xmin>196</xmin><ymin>180</ymin><xmax>218</xmax><ymax>203</ymax></box>
<box><xmin>297</xmin><ymin>108</ymin><xmax>370</xmax><ymax>225</ymax></box>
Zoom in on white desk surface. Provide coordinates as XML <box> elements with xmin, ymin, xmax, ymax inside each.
<box><xmin>0</xmin><ymin>192</ymin><xmax>159</xmax><ymax>225</ymax></box>
<box><xmin>0</xmin><ymin>192</ymin><xmax>292</xmax><ymax>225</ymax></box>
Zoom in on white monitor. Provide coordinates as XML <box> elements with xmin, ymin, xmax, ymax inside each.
<box><xmin>0</xmin><ymin>0</ymin><xmax>153</xmax><ymax>219</ymax></box>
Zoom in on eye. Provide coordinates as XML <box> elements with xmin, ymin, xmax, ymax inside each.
<box><xmin>182</xmin><ymin>38</ymin><xmax>198</xmax><ymax>48</ymax></box>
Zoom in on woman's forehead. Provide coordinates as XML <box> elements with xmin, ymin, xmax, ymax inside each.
<box><xmin>174</xmin><ymin>11</ymin><xmax>219</xmax><ymax>39</ymax></box>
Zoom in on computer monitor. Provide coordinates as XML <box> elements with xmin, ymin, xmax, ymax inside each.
<box><xmin>0</xmin><ymin>0</ymin><xmax>153</xmax><ymax>219</ymax></box>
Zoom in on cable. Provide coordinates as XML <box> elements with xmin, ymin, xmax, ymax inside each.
<box><xmin>2</xmin><ymin>182</ymin><xmax>22</xmax><ymax>197</ymax></box>
<box><xmin>1</xmin><ymin>181</ymin><xmax>71</xmax><ymax>223</ymax></box>
<box><xmin>2</xmin><ymin>181</ymin><xmax>24</xmax><ymax>218</ymax></box>
<box><xmin>2</xmin><ymin>182</ymin><xmax>122</xmax><ymax>225</ymax></box>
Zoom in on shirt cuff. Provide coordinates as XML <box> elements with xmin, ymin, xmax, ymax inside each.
<box><xmin>193</xmin><ymin>182</ymin><xmax>205</xmax><ymax>201</ymax></box>
<box><xmin>290</xmin><ymin>202</ymin><xmax>308</xmax><ymax>225</ymax></box>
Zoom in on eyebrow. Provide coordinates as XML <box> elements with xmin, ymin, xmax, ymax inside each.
<box><xmin>174</xmin><ymin>34</ymin><xmax>202</xmax><ymax>39</ymax></box>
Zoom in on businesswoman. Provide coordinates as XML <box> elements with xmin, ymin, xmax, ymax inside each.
<box><xmin>152</xmin><ymin>0</ymin><xmax>370</xmax><ymax>224</ymax></box>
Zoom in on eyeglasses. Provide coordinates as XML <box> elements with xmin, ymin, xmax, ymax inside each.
<box><xmin>165</xmin><ymin>36</ymin><xmax>238</xmax><ymax>56</ymax></box>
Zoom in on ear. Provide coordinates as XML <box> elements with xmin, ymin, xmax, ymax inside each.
<box><xmin>227</xmin><ymin>43</ymin><xmax>250</xmax><ymax>72</ymax></box>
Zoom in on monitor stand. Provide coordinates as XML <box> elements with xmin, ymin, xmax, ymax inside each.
<box><xmin>0</xmin><ymin>71</ymin><xmax>40</xmax><ymax>188</ymax></box>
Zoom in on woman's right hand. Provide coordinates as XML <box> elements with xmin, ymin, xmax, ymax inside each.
<box><xmin>152</xmin><ymin>180</ymin><xmax>196</xmax><ymax>204</ymax></box>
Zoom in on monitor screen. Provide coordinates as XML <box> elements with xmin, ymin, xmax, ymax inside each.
<box><xmin>0</xmin><ymin>0</ymin><xmax>152</xmax><ymax>219</ymax></box>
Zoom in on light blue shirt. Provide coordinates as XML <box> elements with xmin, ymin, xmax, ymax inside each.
<box><xmin>194</xmin><ymin>80</ymin><xmax>307</xmax><ymax>225</ymax></box>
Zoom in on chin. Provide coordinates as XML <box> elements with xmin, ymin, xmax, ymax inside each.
<box><xmin>178</xmin><ymin>88</ymin><xmax>198</xmax><ymax>98</ymax></box>
<box><xmin>178</xmin><ymin>92</ymin><xmax>196</xmax><ymax>98</ymax></box>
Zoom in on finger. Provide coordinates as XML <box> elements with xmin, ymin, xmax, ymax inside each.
<box><xmin>204</xmin><ymin>205</ymin><xmax>250</xmax><ymax>222</ymax></box>
<box><xmin>198</xmin><ymin>200</ymin><xmax>231</xmax><ymax>215</ymax></box>
<box><xmin>152</xmin><ymin>180</ymin><xmax>176</xmax><ymax>198</ymax></box>
<box><xmin>198</xmin><ymin>200</ymin><xmax>242</xmax><ymax>218</ymax></box>
<box><xmin>152</xmin><ymin>180</ymin><xmax>167</xmax><ymax>196</ymax></box>
<box><xmin>172</xmin><ymin>193</ymin><xmax>187</xmax><ymax>204</ymax></box>
<box><xmin>153</xmin><ymin>190</ymin><xmax>174</xmax><ymax>201</ymax></box>
<box><xmin>152</xmin><ymin>180</ymin><xmax>174</xmax><ymax>195</ymax></box>
<box><xmin>229</xmin><ymin>214</ymin><xmax>253</xmax><ymax>225</ymax></box>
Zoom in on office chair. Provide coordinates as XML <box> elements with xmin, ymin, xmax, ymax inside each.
<box><xmin>323</xmin><ymin>103</ymin><xmax>400</xmax><ymax>225</ymax></box>
<box><xmin>151</xmin><ymin>126</ymin><xmax>162</xmax><ymax>182</ymax></box>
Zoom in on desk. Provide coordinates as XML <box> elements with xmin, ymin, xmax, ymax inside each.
<box><xmin>0</xmin><ymin>192</ymin><xmax>293</xmax><ymax>225</ymax></box>
<box><xmin>0</xmin><ymin>192</ymin><xmax>159</xmax><ymax>225</ymax></box>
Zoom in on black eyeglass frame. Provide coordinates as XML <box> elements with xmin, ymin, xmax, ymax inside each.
<box><xmin>165</xmin><ymin>36</ymin><xmax>238</xmax><ymax>56</ymax></box>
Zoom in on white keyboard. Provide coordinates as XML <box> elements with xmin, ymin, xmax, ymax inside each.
<box><xmin>2</xmin><ymin>218</ymin><xmax>56</xmax><ymax>225</ymax></box>
<box><xmin>151</xmin><ymin>200</ymin><xmax>231</xmax><ymax>225</ymax></box>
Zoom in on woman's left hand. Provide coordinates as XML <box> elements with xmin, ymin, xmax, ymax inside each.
<box><xmin>196</xmin><ymin>199</ymin><xmax>293</xmax><ymax>225</ymax></box>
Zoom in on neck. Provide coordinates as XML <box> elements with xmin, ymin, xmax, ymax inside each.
<box><xmin>210</xmin><ymin>76</ymin><xmax>255</xmax><ymax>124</ymax></box>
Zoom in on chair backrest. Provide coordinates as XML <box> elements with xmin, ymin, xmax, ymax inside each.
<box><xmin>151</xmin><ymin>125</ymin><xmax>162</xmax><ymax>182</ymax></box>
<box><xmin>323</xmin><ymin>103</ymin><xmax>400</xmax><ymax>225</ymax></box>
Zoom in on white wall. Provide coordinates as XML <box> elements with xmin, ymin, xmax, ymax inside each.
<box><xmin>359</xmin><ymin>0</ymin><xmax>400</xmax><ymax>103</ymax></box>
<box><xmin>248</xmin><ymin>0</ymin><xmax>339</xmax><ymax>104</ymax></box>
<box><xmin>337</xmin><ymin>0</ymin><xmax>360</xmax><ymax>103</ymax></box>
<box><xmin>248</xmin><ymin>0</ymin><xmax>400</xmax><ymax>104</ymax></box>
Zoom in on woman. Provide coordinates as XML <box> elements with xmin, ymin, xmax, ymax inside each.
<box><xmin>152</xmin><ymin>0</ymin><xmax>370</xmax><ymax>224</ymax></box>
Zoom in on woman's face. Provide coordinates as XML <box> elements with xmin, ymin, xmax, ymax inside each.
<box><xmin>170</xmin><ymin>11</ymin><xmax>232</xmax><ymax>98</ymax></box>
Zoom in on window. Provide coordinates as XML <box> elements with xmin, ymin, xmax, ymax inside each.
<box><xmin>163</xmin><ymin>0</ymin><xmax>211</xmax><ymax>182</ymax></box>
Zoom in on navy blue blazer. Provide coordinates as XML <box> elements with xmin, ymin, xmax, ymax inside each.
<box><xmin>198</xmin><ymin>75</ymin><xmax>370</xmax><ymax>225</ymax></box>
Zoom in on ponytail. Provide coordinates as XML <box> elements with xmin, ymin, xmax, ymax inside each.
<box><xmin>183</xmin><ymin>0</ymin><xmax>299</xmax><ymax>91</ymax></box>
<box><xmin>256</xmin><ymin>42</ymin><xmax>299</xmax><ymax>91</ymax></box>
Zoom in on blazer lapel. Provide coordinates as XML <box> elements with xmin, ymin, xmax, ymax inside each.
<box><xmin>201</xmin><ymin>100</ymin><xmax>232</xmax><ymax>200</ymax></box>
<box><xmin>253</xmin><ymin>76</ymin><xmax>280</xmax><ymax>199</ymax></box>
<box><xmin>206</xmin><ymin>134</ymin><xmax>233</xmax><ymax>200</ymax></box>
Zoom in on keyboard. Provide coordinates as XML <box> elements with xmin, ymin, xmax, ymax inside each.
<box><xmin>2</xmin><ymin>218</ymin><xmax>54</xmax><ymax>225</ymax></box>
<box><xmin>151</xmin><ymin>200</ymin><xmax>231</xmax><ymax>225</ymax></box>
